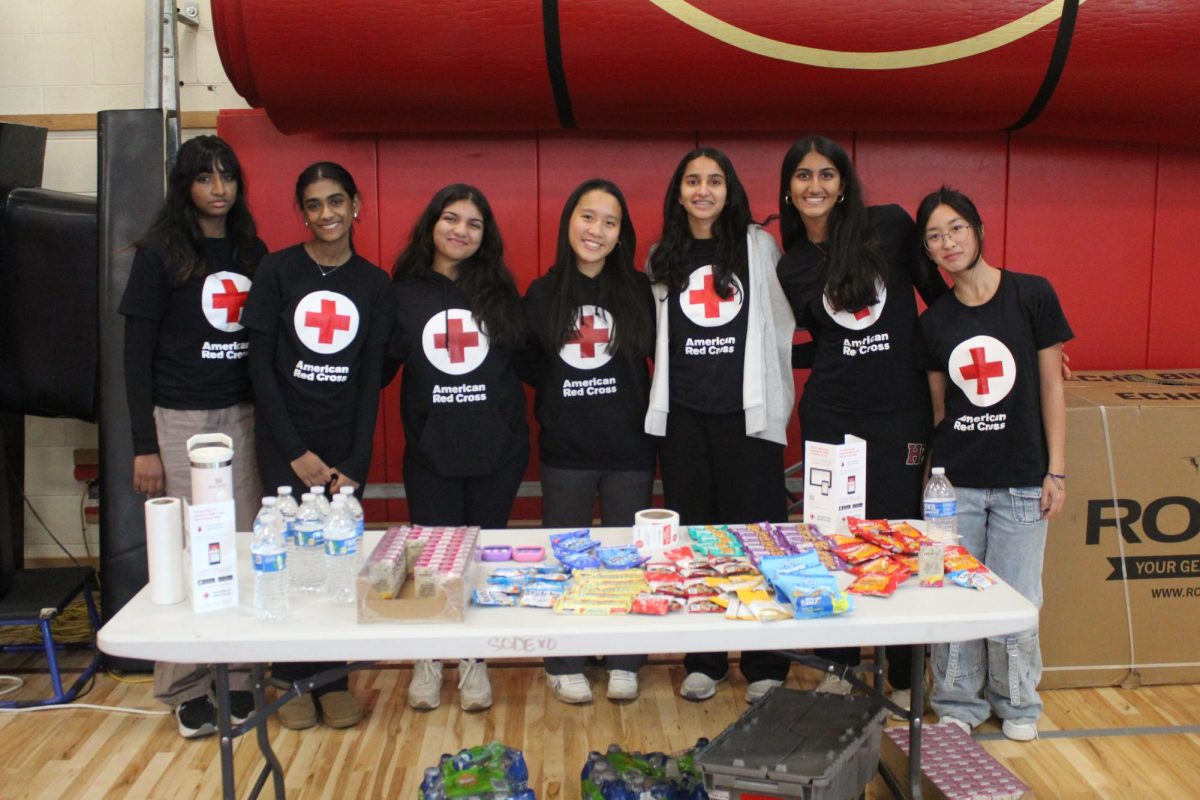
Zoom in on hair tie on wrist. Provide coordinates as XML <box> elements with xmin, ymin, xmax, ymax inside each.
<box><xmin>1047</xmin><ymin>472</ymin><xmax>1066</xmax><ymax>480</ymax></box>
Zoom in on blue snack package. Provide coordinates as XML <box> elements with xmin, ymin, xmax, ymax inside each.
<box><xmin>596</xmin><ymin>545</ymin><xmax>650</xmax><ymax>570</ymax></box>
<box><xmin>550</xmin><ymin>529</ymin><xmax>600</xmax><ymax>554</ymax></box>
<box><xmin>559</xmin><ymin>550</ymin><xmax>602</xmax><ymax>571</ymax></box>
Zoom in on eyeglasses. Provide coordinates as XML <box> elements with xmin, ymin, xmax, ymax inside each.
<box><xmin>924</xmin><ymin>222</ymin><xmax>973</xmax><ymax>247</ymax></box>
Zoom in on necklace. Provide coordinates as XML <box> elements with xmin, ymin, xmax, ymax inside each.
<box><xmin>305</xmin><ymin>244</ymin><xmax>351</xmax><ymax>277</ymax></box>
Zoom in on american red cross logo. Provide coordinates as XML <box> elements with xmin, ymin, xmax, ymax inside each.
<box><xmin>211</xmin><ymin>278</ymin><xmax>248</xmax><ymax>324</ymax></box>
<box><xmin>568</xmin><ymin>314</ymin><xmax>610</xmax><ymax>358</ymax></box>
<box><xmin>304</xmin><ymin>298</ymin><xmax>351</xmax><ymax>345</ymax></box>
<box><xmin>688</xmin><ymin>273</ymin><xmax>736</xmax><ymax>319</ymax></box>
<box><xmin>433</xmin><ymin>317</ymin><xmax>481</xmax><ymax>363</ymax></box>
<box><xmin>959</xmin><ymin>346</ymin><xmax>1004</xmax><ymax>394</ymax></box>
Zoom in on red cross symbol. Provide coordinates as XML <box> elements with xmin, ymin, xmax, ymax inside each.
<box><xmin>959</xmin><ymin>346</ymin><xmax>1004</xmax><ymax>394</ymax></box>
<box><xmin>568</xmin><ymin>314</ymin><xmax>610</xmax><ymax>358</ymax></box>
<box><xmin>304</xmin><ymin>298</ymin><xmax>351</xmax><ymax>345</ymax></box>
<box><xmin>433</xmin><ymin>317</ymin><xmax>480</xmax><ymax>363</ymax></box>
<box><xmin>211</xmin><ymin>279</ymin><xmax>248</xmax><ymax>324</ymax></box>
<box><xmin>852</xmin><ymin>306</ymin><xmax>872</xmax><ymax>321</ymax></box>
<box><xmin>688</xmin><ymin>273</ymin><xmax>736</xmax><ymax>319</ymax></box>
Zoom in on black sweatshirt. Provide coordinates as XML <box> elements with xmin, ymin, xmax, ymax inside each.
<box><xmin>522</xmin><ymin>267</ymin><xmax>655</xmax><ymax>471</ymax></box>
<box><xmin>388</xmin><ymin>270</ymin><xmax>528</xmax><ymax>478</ymax></box>
<box><xmin>240</xmin><ymin>243</ymin><xmax>392</xmax><ymax>482</ymax></box>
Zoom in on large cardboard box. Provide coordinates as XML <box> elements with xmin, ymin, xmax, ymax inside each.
<box><xmin>1041</xmin><ymin>369</ymin><xmax>1200</xmax><ymax>688</ymax></box>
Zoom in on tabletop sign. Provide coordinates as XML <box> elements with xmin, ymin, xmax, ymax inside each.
<box><xmin>184</xmin><ymin>499</ymin><xmax>239</xmax><ymax>613</ymax></box>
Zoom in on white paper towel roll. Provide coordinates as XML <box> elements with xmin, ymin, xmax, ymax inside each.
<box><xmin>145</xmin><ymin>496</ymin><xmax>186</xmax><ymax>605</ymax></box>
<box><xmin>632</xmin><ymin>508</ymin><xmax>681</xmax><ymax>549</ymax></box>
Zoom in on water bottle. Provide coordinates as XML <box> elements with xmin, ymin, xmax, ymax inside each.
<box><xmin>324</xmin><ymin>496</ymin><xmax>358</xmax><ymax>604</ymax></box>
<box><xmin>923</xmin><ymin>467</ymin><xmax>958</xmax><ymax>543</ymax></box>
<box><xmin>310</xmin><ymin>484</ymin><xmax>332</xmax><ymax>520</ymax></box>
<box><xmin>251</xmin><ymin>497</ymin><xmax>289</xmax><ymax>620</ymax></box>
<box><xmin>339</xmin><ymin>486</ymin><xmax>366</xmax><ymax>564</ymax></box>
<box><xmin>276</xmin><ymin>485</ymin><xmax>299</xmax><ymax>546</ymax></box>
<box><xmin>292</xmin><ymin>492</ymin><xmax>326</xmax><ymax>592</ymax></box>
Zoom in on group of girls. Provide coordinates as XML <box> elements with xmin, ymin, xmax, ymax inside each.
<box><xmin>123</xmin><ymin>132</ymin><xmax>1069</xmax><ymax>744</ymax></box>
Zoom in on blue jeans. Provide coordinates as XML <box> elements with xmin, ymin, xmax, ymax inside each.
<box><xmin>931</xmin><ymin>486</ymin><xmax>1046</xmax><ymax>726</ymax></box>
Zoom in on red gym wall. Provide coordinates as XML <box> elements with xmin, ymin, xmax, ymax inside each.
<box><xmin>211</xmin><ymin>0</ymin><xmax>1200</xmax><ymax>523</ymax></box>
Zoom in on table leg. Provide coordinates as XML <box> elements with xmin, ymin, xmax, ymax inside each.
<box><xmin>250</xmin><ymin>663</ymin><xmax>287</xmax><ymax>800</ymax></box>
<box><xmin>907</xmin><ymin>642</ymin><xmax>924</xmax><ymax>800</ymax></box>
<box><xmin>213</xmin><ymin>664</ymin><xmax>236</xmax><ymax>800</ymax></box>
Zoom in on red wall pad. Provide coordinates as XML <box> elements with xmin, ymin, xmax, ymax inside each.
<box><xmin>213</xmin><ymin>1</ymin><xmax>1200</xmax><ymax>146</ymax></box>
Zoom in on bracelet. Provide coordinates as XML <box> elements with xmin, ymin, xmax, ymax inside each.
<box><xmin>1047</xmin><ymin>472</ymin><xmax>1067</xmax><ymax>480</ymax></box>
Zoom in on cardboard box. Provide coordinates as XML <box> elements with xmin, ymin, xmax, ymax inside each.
<box><xmin>804</xmin><ymin>435</ymin><xmax>866</xmax><ymax>535</ymax></box>
<box><xmin>356</xmin><ymin>526</ymin><xmax>478</xmax><ymax>624</ymax></box>
<box><xmin>1042</xmin><ymin>369</ymin><xmax>1200</xmax><ymax>688</ymax></box>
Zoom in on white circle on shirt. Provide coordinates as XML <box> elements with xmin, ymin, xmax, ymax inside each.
<box><xmin>948</xmin><ymin>335</ymin><xmax>1017</xmax><ymax>408</ymax></box>
<box><xmin>422</xmin><ymin>309</ymin><xmax>489</xmax><ymax>375</ymax></box>
<box><xmin>201</xmin><ymin>271</ymin><xmax>251</xmax><ymax>332</ymax></box>
<box><xmin>823</xmin><ymin>279</ymin><xmax>887</xmax><ymax>331</ymax></box>
<box><xmin>680</xmin><ymin>266</ymin><xmax>743</xmax><ymax>328</ymax></box>
<box><xmin>292</xmin><ymin>290</ymin><xmax>359</xmax><ymax>355</ymax></box>
<box><xmin>559</xmin><ymin>305</ymin><xmax>614</xmax><ymax>370</ymax></box>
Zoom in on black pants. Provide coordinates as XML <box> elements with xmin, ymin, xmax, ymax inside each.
<box><xmin>403</xmin><ymin>442</ymin><xmax>528</xmax><ymax>528</ymax></box>
<box><xmin>258</xmin><ymin>423</ymin><xmax>360</xmax><ymax>694</ymax></box>
<box><xmin>541</xmin><ymin>463</ymin><xmax>653</xmax><ymax>676</ymax></box>
<box><xmin>800</xmin><ymin>399</ymin><xmax>932</xmax><ymax>690</ymax></box>
<box><xmin>659</xmin><ymin>406</ymin><xmax>791</xmax><ymax>683</ymax></box>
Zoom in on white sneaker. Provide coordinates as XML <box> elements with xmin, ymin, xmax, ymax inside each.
<box><xmin>889</xmin><ymin>689</ymin><xmax>912</xmax><ymax>720</ymax></box>
<box><xmin>679</xmin><ymin>672</ymin><xmax>724</xmax><ymax>701</ymax></box>
<box><xmin>408</xmin><ymin>659</ymin><xmax>443</xmax><ymax>710</ymax></box>
<box><xmin>940</xmin><ymin>716</ymin><xmax>972</xmax><ymax>736</ymax></box>
<box><xmin>606</xmin><ymin>670</ymin><xmax>639</xmax><ymax>701</ymax></box>
<box><xmin>457</xmin><ymin>659</ymin><xmax>492</xmax><ymax>711</ymax></box>
<box><xmin>815</xmin><ymin>674</ymin><xmax>853</xmax><ymax>695</ymax></box>
<box><xmin>1002</xmin><ymin>718</ymin><xmax>1039</xmax><ymax>742</ymax></box>
<box><xmin>745</xmin><ymin>679</ymin><xmax>783</xmax><ymax>703</ymax></box>
<box><xmin>548</xmin><ymin>672</ymin><xmax>593</xmax><ymax>704</ymax></box>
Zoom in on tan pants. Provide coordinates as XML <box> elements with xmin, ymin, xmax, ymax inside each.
<box><xmin>151</xmin><ymin>403</ymin><xmax>259</xmax><ymax>706</ymax></box>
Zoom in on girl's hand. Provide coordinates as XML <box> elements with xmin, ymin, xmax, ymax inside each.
<box><xmin>1042</xmin><ymin>473</ymin><xmax>1066</xmax><ymax>519</ymax></box>
<box><xmin>290</xmin><ymin>451</ymin><xmax>333</xmax><ymax>489</ymax></box>
<box><xmin>330</xmin><ymin>472</ymin><xmax>360</xmax><ymax>495</ymax></box>
<box><xmin>133</xmin><ymin>454</ymin><xmax>165</xmax><ymax>496</ymax></box>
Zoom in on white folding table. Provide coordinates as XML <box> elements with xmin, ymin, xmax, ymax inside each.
<box><xmin>99</xmin><ymin>527</ymin><xmax>1038</xmax><ymax>799</ymax></box>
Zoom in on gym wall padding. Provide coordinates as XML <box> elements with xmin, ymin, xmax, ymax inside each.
<box><xmin>212</xmin><ymin>1</ymin><xmax>1200</xmax><ymax>146</ymax></box>
<box><xmin>0</xmin><ymin>188</ymin><xmax>98</xmax><ymax>421</ymax></box>
<box><xmin>97</xmin><ymin>109</ymin><xmax>164</xmax><ymax>655</ymax></box>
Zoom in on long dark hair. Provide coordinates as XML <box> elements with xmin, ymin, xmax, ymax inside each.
<box><xmin>915</xmin><ymin>186</ymin><xmax>986</xmax><ymax>272</ymax></box>
<box><xmin>648</xmin><ymin>147</ymin><xmax>751</xmax><ymax>297</ymax></box>
<box><xmin>141</xmin><ymin>135</ymin><xmax>258</xmax><ymax>284</ymax></box>
<box><xmin>392</xmin><ymin>184</ymin><xmax>524</xmax><ymax>348</ymax></box>
<box><xmin>778</xmin><ymin>135</ymin><xmax>885</xmax><ymax>312</ymax></box>
<box><xmin>546</xmin><ymin>179</ymin><xmax>652</xmax><ymax>357</ymax></box>
<box><xmin>294</xmin><ymin>161</ymin><xmax>359</xmax><ymax>247</ymax></box>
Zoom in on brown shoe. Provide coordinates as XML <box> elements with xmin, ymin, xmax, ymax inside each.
<box><xmin>317</xmin><ymin>690</ymin><xmax>362</xmax><ymax>729</ymax></box>
<box><xmin>277</xmin><ymin>692</ymin><xmax>317</xmax><ymax>730</ymax></box>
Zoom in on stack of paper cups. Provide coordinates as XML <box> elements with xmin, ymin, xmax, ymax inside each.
<box><xmin>145</xmin><ymin>496</ymin><xmax>185</xmax><ymax>605</ymax></box>
<box><xmin>632</xmin><ymin>508</ymin><xmax>680</xmax><ymax>549</ymax></box>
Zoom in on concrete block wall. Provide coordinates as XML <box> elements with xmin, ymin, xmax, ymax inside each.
<box><xmin>0</xmin><ymin>0</ymin><xmax>249</xmax><ymax>559</ymax></box>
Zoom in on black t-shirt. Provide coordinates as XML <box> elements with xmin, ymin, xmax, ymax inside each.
<box><xmin>918</xmin><ymin>270</ymin><xmax>1073</xmax><ymax>488</ymax></box>
<box><xmin>523</xmin><ymin>268</ymin><xmax>655</xmax><ymax>471</ymax></box>
<box><xmin>667</xmin><ymin>237</ymin><xmax>749</xmax><ymax>414</ymax></box>
<box><xmin>240</xmin><ymin>244</ymin><xmax>392</xmax><ymax>433</ymax></box>
<box><xmin>777</xmin><ymin>205</ymin><xmax>947</xmax><ymax>414</ymax></box>
<box><xmin>390</xmin><ymin>270</ymin><xmax>528</xmax><ymax>478</ymax></box>
<box><xmin>119</xmin><ymin>237</ymin><xmax>266</xmax><ymax>409</ymax></box>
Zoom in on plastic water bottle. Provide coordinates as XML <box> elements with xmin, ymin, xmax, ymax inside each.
<box><xmin>292</xmin><ymin>492</ymin><xmax>326</xmax><ymax>592</ymax></box>
<box><xmin>324</xmin><ymin>496</ymin><xmax>358</xmax><ymax>604</ymax></box>
<box><xmin>923</xmin><ymin>467</ymin><xmax>958</xmax><ymax>543</ymax></box>
<box><xmin>310</xmin><ymin>484</ymin><xmax>332</xmax><ymax>520</ymax></box>
<box><xmin>276</xmin><ymin>485</ymin><xmax>299</xmax><ymax>546</ymax></box>
<box><xmin>339</xmin><ymin>485</ymin><xmax>365</xmax><ymax>564</ymax></box>
<box><xmin>251</xmin><ymin>497</ymin><xmax>289</xmax><ymax>620</ymax></box>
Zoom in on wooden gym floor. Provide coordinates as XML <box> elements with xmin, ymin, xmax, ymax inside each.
<box><xmin>1</xmin><ymin>653</ymin><xmax>1199</xmax><ymax>799</ymax></box>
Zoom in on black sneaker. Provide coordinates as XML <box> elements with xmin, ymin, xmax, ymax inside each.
<box><xmin>228</xmin><ymin>691</ymin><xmax>256</xmax><ymax>725</ymax></box>
<box><xmin>176</xmin><ymin>696</ymin><xmax>217</xmax><ymax>739</ymax></box>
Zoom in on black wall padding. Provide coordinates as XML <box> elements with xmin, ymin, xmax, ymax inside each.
<box><xmin>0</xmin><ymin>416</ymin><xmax>17</xmax><ymax>598</ymax></box>
<box><xmin>97</xmin><ymin>110</ymin><xmax>163</xmax><ymax>666</ymax></box>
<box><xmin>0</xmin><ymin>189</ymin><xmax>98</xmax><ymax>420</ymax></box>
<box><xmin>0</xmin><ymin>123</ymin><xmax>46</xmax><ymax>196</ymax></box>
